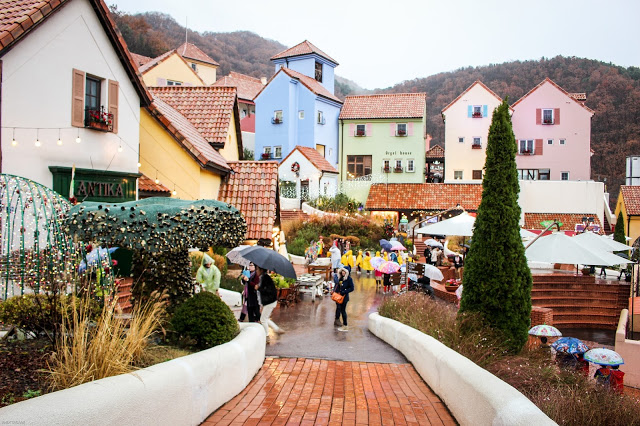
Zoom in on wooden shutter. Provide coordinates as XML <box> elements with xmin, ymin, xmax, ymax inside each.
<box><xmin>482</xmin><ymin>105</ymin><xmax>488</xmax><ymax>117</ymax></box>
<box><xmin>535</xmin><ymin>108</ymin><xmax>541</xmax><ymax>125</ymax></box>
<box><xmin>535</xmin><ymin>139</ymin><xmax>543</xmax><ymax>155</ymax></box>
<box><xmin>366</xmin><ymin>123</ymin><xmax>372</xmax><ymax>136</ymax></box>
<box><xmin>389</xmin><ymin>123</ymin><xmax>395</xmax><ymax>136</ymax></box>
<box><xmin>108</xmin><ymin>80</ymin><xmax>119</xmax><ymax>134</ymax></box>
<box><xmin>467</xmin><ymin>105</ymin><xmax>472</xmax><ymax>117</ymax></box>
<box><xmin>71</xmin><ymin>69</ymin><xmax>85</xmax><ymax>127</ymax></box>
<box><xmin>408</xmin><ymin>122</ymin><xmax>414</xmax><ymax>136</ymax></box>
<box><xmin>156</xmin><ymin>77</ymin><xmax>167</xmax><ymax>86</ymax></box>
<box><xmin>554</xmin><ymin>108</ymin><xmax>560</xmax><ymax>125</ymax></box>
<box><xmin>349</xmin><ymin>123</ymin><xmax>355</xmax><ymax>136</ymax></box>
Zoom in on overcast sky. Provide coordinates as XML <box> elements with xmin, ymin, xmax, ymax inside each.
<box><xmin>110</xmin><ymin>0</ymin><xmax>640</xmax><ymax>89</ymax></box>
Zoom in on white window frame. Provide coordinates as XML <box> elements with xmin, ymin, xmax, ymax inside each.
<box><xmin>356</xmin><ymin>124</ymin><xmax>366</xmax><ymax>137</ymax></box>
<box><xmin>273</xmin><ymin>110</ymin><xmax>283</xmax><ymax>124</ymax></box>
<box><xmin>406</xmin><ymin>159</ymin><xmax>415</xmax><ymax>172</ymax></box>
<box><xmin>454</xmin><ymin>170</ymin><xmax>463</xmax><ymax>180</ymax></box>
<box><xmin>298</xmin><ymin>110</ymin><xmax>305</xmax><ymax>120</ymax></box>
<box><xmin>542</xmin><ymin>108</ymin><xmax>554</xmax><ymax>124</ymax></box>
<box><xmin>274</xmin><ymin>146</ymin><xmax>282</xmax><ymax>158</ymax></box>
<box><xmin>472</xmin><ymin>137</ymin><xmax>481</xmax><ymax>147</ymax></box>
<box><xmin>547</xmin><ymin>139</ymin><xmax>553</xmax><ymax>145</ymax></box>
<box><xmin>472</xmin><ymin>105</ymin><xmax>482</xmax><ymax>117</ymax></box>
<box><xmin>396</xmin><ymin>123</ymin><xmax>407</xmax><ymax>136</ymax></box>
<box><xmin>394</xmin><ymin>159</ymin><xmax>403</xmax><ymax>172</ymax></box>
<box><xmin>519</xmin><ymin>139</ymin><xmax>534</xmax><ymax>155</ymax></box>
<box><xmin>560</xmin><ymin>139</ymin><xmax>566</xmax><ymax>145</ymax></box>
<box><xmin>458</xmin><ymin>137</ymin><xmax>464</xmax><ymax>143</ymax></box>
<box><xmin>382</xmin><ymin>159</ymin><xmax>390</xmax><ymax>172</ymax></box>
<box><xmin>561</xmin><ymin>171</ymin><xmax>569</xmax><ymax>181</ymax></box>
<box><xmin>166</xmin><ymin>79</ymin><xmax>182</xmax><ymax>86</ymax></box>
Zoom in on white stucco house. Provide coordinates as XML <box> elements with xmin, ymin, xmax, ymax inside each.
<box><xmin>278</xmin><ymin>145</ymin><xmax>338</xmax><ymax>209</ymax></box>
<box><xmin>0</xmin><ymin>0</ymin><xmax>151</xmax><ymax>203</ymax></box>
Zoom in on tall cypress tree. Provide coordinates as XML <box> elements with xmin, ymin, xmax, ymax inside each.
<box><xmin>460</xmin><ymin>99</ymin><xmax>532</xmax><ymax>352</ymax></box>
<box><xmin>613</xmin><ymin>210</ymin><xmax>626</xmax><ymax>245</ymax></box>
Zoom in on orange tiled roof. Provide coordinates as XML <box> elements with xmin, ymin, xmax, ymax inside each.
<box><xmin>0</xmin><ymin>0</ymin><xmax>152</xmax><ymax>105</ymax></box>
<box><xmin>511</xmin><ymin>77</ymin><xmax>594</xmax><ymax>114</ymax></box>
<box><xmin>138</xmin><ymin>49</ymin><xmax>206</xmax><ymax>85</ymax></box>
<box><xmin>426</xmin><ymin>145</ymin><xmax>445</xmax><ymax>159</ymax></box>
<box><xmin>366</xmin><ymin>184</ymin><xmax>482</xmax><ymax>211</ymax></box>
<box><xmin>176</xmin><ymin>42</ymin><xmax>219</xmax><ymax>66</ymax></box>
<box><xmin>212</xmin><ymin>71</ymin><xmax>264</xmax><ymax>103</ymax></box>
<box><xmin>620</xmin><ymin>186</ymin><xmax>640</xmax><ymax>215</ymax></box>
<box><xmin>255</xmin><ymin>67</ymin><xmax>342</xmax><ymax>104</ymax></box>
<box><xmin>150</xmin><ymin>86</ymin><xmax>239</xmax><ymax>149</ymax></box>
<box><xmin>271</xmin><ymin>40</ymin><xmax>338</xmax><ymax>65</ymax></box>
<box><xmin>148</xmin><ymin>96</ymin><xmax>230</xmax><ymax>173</ymax></box>
<box><xmin>524</xmin><ymin>213</ymin><xmax>602</xmax><ymax>233</ymax></box>
<box><xmin>339</xmin><ymin>93</ymin><xmax>426</xmax><ymax>120</ymax></box>
<box><xmin>441</xmin><ymin>80</ymin><xmax>510</xmax><ymax>113</ymax></box>
<box><xmin>130</xmin><ymin>52</ymin><xmax>153</xmax><ymax>67</ymax></box>
<box><xmin>138</xmin><ymin>174</ymin><xmax>170</xmax><ymax>193</ymax></box>
<box><xmin>281</xmin><ymin>146</ymin><xmax>337</xmax><ymax>174</ymax></box>
<box><xmin>219</xmin><ymin>161</ymin><xmax>279</xmax><ymax>241</ymax></box>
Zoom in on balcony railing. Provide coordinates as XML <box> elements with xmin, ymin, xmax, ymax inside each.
<box><xmin>471</xmin><ymin>144</ymin><xmax>482</xmax><ymax>149</ymax></box>
<box><xmin>396</xmin><ymin>129</ymin><xmax>407</xmax><ymax>136</ymax></box>
<box><xmin>85</xmin><ymin>106</ymin><xmax>113</xmax><ymax>132</ymax></box>
<box><xmin>472</xmin><ymin>112</ymin><xmax>483</xmax><ymax>118</ymax></box>
<box><xmin>261</xmin><ymin>152</ymin><xmax>272</xmax><ymax>160</ymax></box>
<box><xmin>542</xmin><ymin>118</ymin><xmax>553</xmax><ymax>124</ymax></box>
<box><xmin>520</xmin><ymin>150</ymin><xmax>534</xmax><ymax>155</ymax></box>
<box><xmin>382</xmin><ymin>167</ymin><xmax>391</xmax><ymax>173</ymax></box>
<box><xmin>355</xmin><ymin>130</ymin><xmax>365</xmax><ymax>136</ymax></box>
<box><xmin>271</xmin><ymin>117</ymin><xmax>283</xmax><ymax>124</ymax></box>
<box><xmin>394</xmin><ymin>167</ymin><xmax>403</xmax><ymax>173</ymax></box>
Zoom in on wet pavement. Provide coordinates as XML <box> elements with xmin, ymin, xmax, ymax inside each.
<box><xmin>264</xmin><ymin>272</ymin><xmax>407</xmax><ymax>364</ymax></box>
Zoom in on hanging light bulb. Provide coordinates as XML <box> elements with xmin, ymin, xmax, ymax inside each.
<box><xmin>11</xmin><ymin>128</ymin><xmax>17</xmax><ymax>146</ymax></box>
<box><xmin>118</xmin><ymin>144</ymin><xmax>123</xmax><ymax>153</ymax></box>
<box><xmin>172</xmin><ymin>188</ymin><xmax>177</xmax><ymax>196</ymax></box>
<box><xmin>154</xmin><ymin>172</ymin><xmax>160</xmax><ymax>185</ymax></box>
<box><xmin>76</xmin><ymin>129</ymin><xmax>81</xmax><ymax>144</ymax></box>
<box><xmin>11</xmin><ymin>139</ymin><xmax>17</xmax><ymax>147</ymax></box>
<box><xmin>137</xmin><ymin>162</ymin><xmax>141</xmax><ymax>168</ymax></box>
<box><xmin>57</xmin><ymin>129</ymin><xmax>62</xmax><ymax>146</ymax></box>
<box><xmin>35</xmin><ymin>129</ymin><xmax>41</xmax><ymax>147</ymax></box>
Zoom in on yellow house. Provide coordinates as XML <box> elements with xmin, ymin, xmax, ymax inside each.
<box><xmin>176</xmin><ymin>42</ymin><xmax>219</xmax><ymax>85</ymax></box>
<box><xmin>136</xmin><ymin>49</ymin><xmax>205</xmax><ymax>87</ymax></box>
<box><xmin>615</xmin><ymin>186</ymin><xmax>640</xmax><ymax>245</ymax></box>
<box><xmin>139</xmin><ymin>86</ymin><xmax>243</xmax><ymax>200</ymax></box>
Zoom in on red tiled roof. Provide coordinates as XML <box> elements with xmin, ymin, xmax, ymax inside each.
<box><xmin>524</xmin><ymin>213</ymin><xmax>602</xmax><ymax>233</ymax></box>
<box><xmin>212</xmin><ymin>71</ymin><xmax>265</xmax><ymax>102</ymax></box>
<box><xmin>255</xmin><ymin>67</ymin><xmax>342</xmax><ymax>104</ymax></box>
<box><xmin>138</xmin><ymin>49</ymin><xmax>205</xmax><ymax>85</ymax></box>
<box><xmin>569</xmin><ymin>93</ymin><xmax>587</xmax><ymax>102</ymax></box>
<box><xmin>339</xmin><ymin>93</ymin><xmax>426</xmax><ymax>120</ymax></box>
<box><xmin>176</xmin><ymin>42</ymin><xmax>219</xmax><ymax>66</ymax></box>
<box><xmin>130</xmin><ymin>52</ymin><xmax>153</xmax><ymax>67</ymax></box>
<box><xmin>150</xmin><ymin>86</ymin><xmax>239</xmax><ymax>149</ymax></box>
<box><xmin>511</xmin><ymin>77</ymin><xmax>594</xmax><ymax>114</ymax></box>
<box><xmin>138</xmin><ymin>174</ymin><xmax>170</xmax><ymax>193</ymax></box>
<box><xmin>270</xmin><ymin>40</ymin><xmax>338</xmax><ymax>65</ymax></box>
<box><xmin>620</xmin><ymin>186</ymin><xmax>640</xmax><ymax>215</ymax></box>
<box><xmin>148</xmin><ymin>96</ymin><xmax>231</xmax><ymax>173</ymax></box>
<box><xmin>219</xmin><ymin>161</ymin><xmax>279</xmax><ymax>241</ymax></box>
<box><xmin>240</xmin><ymin>114</ymin><xmax>255</xmax><ymax>133</ymax></box>
<box><xmin>282</xmin><ymin>146</ymin><xmax>337</xmax><ymax>174</ymax></box>
<box><xmin>0</xmin><ymin>0</ymin><xmax>152</xmax><ymax>106</ymax></box>
<box><xmin>366</xmin><ymin>184</ymin><xmax>482</xmax><ymax>211</ymax></box>
<box><xmin>441</xmin><ymin>80</ymin><xmax>510</xmax><ymax>113</ymax></box>
<box><xmin>425</xmin><ymin>145</ymin><xmax>445</xmax><ymax>159</ymax></box>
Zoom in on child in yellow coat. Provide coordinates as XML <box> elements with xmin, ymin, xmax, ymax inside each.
<box><xmin>362</xmin><ymin>251</ymin><xmax>373</xmax><ymax>277</ymax></box>
<box><xmin>355</xmin><ymin>250</ymin><xmax>363</xmax><ymax>275</ymax></box>
<box><xmin>341</xmin><ymin>249</ymin><xmax>355</xmax><ymax>273</ymax></box>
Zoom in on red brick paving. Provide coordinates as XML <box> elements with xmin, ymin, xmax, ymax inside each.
<box><xmin>204</xmin><ymin>357</ymin><xmax>456</xmax><ymax>425</ymax></box>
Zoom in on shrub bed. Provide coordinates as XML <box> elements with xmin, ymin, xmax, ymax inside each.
<box><xmin>379</xmin><ymin>293</ymin><xmax>640</xmax><ymax>426</ymax></box>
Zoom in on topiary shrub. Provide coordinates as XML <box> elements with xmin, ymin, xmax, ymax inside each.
<box><xmin>170</xmin><ymin>292</ymin><xmax>239</xmax><ymax>349</ymax></box>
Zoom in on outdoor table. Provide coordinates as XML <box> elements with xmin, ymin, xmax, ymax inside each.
<box><xmin>307</xmin><ymin>261</ymin><xmax>332</xmax><ymax>281</ymax></box>
<box><xmin>296</xmin><ymin>274</ymin><xmax>324</xmax><ymax>303</ymax></box>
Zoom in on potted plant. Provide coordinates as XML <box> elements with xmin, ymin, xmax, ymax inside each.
<box><xmin>444</xmin><ymin>278</ymin><xmax>460</xmax><ymax>292</ymax></box>
<box><xmin>261</xmin><ymin>152</ymin><xmax>271</xmax><ymax>160</ymax></box>
<box><xmin>394</xmin><ymin>167</ymin><xmax>403</xmax><ymax>173</ymax></box>
<box><xmin>397</xmin><ymin>129</ymin><xmax>406</xmax><ymax>136</ymax></box>
<box><xmin>472</xmin><ymin>144</ymin><xmax>482</xmax><ymax>149</ymax></box>
<box><xmin>472</xmin><ymin>112</ymin><xmax>482</xmax><ymax>118</ymax></box>
<box><xmin>356</xmin><ymin>130</ymin><xmax>365</xmax><ymax>136</ymax></box>
<box><xmin>383</xmin><ymin>166</ymin><xmax>391</xmax><ymax>173</ymax></box>
<box><xmin>86</xmin><ymin>106</ymin><xmax>113</xmax><ymax>132</ymax></box>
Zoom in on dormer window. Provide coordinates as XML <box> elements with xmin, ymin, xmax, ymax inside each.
<box><xmin>315</xmin><ymin>61</ymin><xmax>323</xmax><ymax>82</ymax></box>
<box><xmin>472</xmin><ymin>105</ymin><xmax>483</xmax><ymax>118</ymax></box>
<box><xmin>542</xmin><ymin>109</ymin><xmax>554</xmax><ymax>124</ymax></box>
<box><xmin>396</xmin><ymin>123</ymin><xmax>407</xmax><ymax>136</ymax></box>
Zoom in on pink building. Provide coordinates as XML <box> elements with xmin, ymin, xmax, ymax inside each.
<box><xmin>511</xmin><ymin>78</ymin><xmax>594</xmax><ymax>181</ymax></box>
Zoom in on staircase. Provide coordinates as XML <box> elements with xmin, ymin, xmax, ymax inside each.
<box><xmin>280</xmin><ymin>210</ymin><xmax>310</xmax><ymax>223</ymax></box>
<box><xmin>531</xmin><ymin>274</ymin><xmax>629</xmax><ymax>329</ymax></box>
<box><xmin>114</xmin><ymin>277</ymin><xmax>133</xmax><ymax>314</ymax></box>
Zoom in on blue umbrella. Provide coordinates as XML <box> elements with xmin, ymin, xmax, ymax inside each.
<box><xmin>551</xmin><ymin>337</ymin><xmax>589</xmax><ymax>354</ymax></box>
<box><xmin>79</xmin><ymin>247</ymin><xmax>118</xmax><ymax>273</ymax></box>
<box><xmin>379</xmin><ymin>239</ymin><xmax>392</xmax><ymax>251</ymax></box>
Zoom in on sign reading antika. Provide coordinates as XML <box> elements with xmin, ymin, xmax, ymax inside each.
<box><xmin>49</xmin><ymin>166</ymin><xmax>138</xmax><ymax>203</ymax></box>
<box><xmin>76</xmin><ymin>180</ymin><xmax>124</xmax><ymax>198</ymax></box>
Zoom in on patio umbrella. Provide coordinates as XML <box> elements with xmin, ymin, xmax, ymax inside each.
<box><xmin>370</xmin><ymin>256</ymin><xmax>385</xmax><ymax>270</ymax></box>
<box><xmin>584</xmin><ymin>348</ymin><xmax>624</xmax><ymax>366</ymax></box>
<box><xmin>573</xmin><ymin>231</ymin><xmax>631</xmax><ymax>252</ymax></box>
<box><xmin>528</xmin><ymin>324</ymin><xmax>562</xmax><ymax>337</ymax></box>
<box><xmin>389</xmin><ymin>241</ymin><xmax>406</xmax><ymax>251</ymax></box>
<box><xmin>240</xmin><ymin>246</ymin><xmax>297</xmax><ymax>279</ymax></box>
<box><xmin>415</xmin><ymin>212</ymin><xmax>475</xmax><ymax>237</ymax></box>
<box><xmin>520</xmin><ymin>228</ymin><xmax>537</xmax><ymax>239</ymax></box>
<box><xmin>375</xmin><ymin>261</ymin><xmax>401</xmax><ymax>274</ymax></box>
<box><xmin>525</xmin><ymin>232</ymin><xmax>634</xmax><ymax>266</ymax></box>
<box><xmin>226</xmin><ymin>245</ymin><xmax>253</xmax><ymax>267</ymax></box>
<box><xmin>424</xmin><ymin>239</ymin><xmax>444</xmax><ymax>248</ymax></box>
<box><xmin>551</xmin><ymin>337</ymin><xmax>589</xmax><ymax>354</ymax></box>
<box><xmin>379</xmin><ymin>239</ymin><xmax>392</xmax><ymax>251</ymax></box>
<box><xmin>422</xmin><ymin>264</ymin><xmax>444</xmax><ymax>281</ymax></box>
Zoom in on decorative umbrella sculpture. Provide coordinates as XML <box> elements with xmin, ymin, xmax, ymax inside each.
<box><xmin>551</xmin><ymin>337</ymin><xmax>589</xmax><ymax>354</ymax></box>
<box><xmin>376</xmin><ymin>261</ymin><xmax>401</xmax><ymax>274</ymax></box>
<box><xmin>584</xmin><ymin>348</ymin><xmax>625</xmax><ymax>366</ymax></box>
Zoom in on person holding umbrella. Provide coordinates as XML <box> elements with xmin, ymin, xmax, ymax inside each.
<box><xmin>253</xmin><ymin>265</ymin><xmax>283</xmax><ymax>340</ymax></box>
<box><xmin>332</xmin><ymin>267</ymin><xmax>354</xmax><ymax>331</ymax></box>
<box><xmin>196</xmin><ymin>253</ymin><xmax>221</xmax><ymax>295</ymax></box>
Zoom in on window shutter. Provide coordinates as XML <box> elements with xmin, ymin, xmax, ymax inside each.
<box><xmin>156</xmin><ymin>78</ymin><xmax>167</xmax><ymax>86</ymax></box>
<box><xmin>482</xmin><ymin>105</ymin><xmax>488</xmax><ymax>117</ymax></box>
<box><xmin>390</xmin><ymin>123</ymin><xmax>395</xmax><ymax>136</ymax></box>
<box><xmin>108</xmin><ymin>80</ymin><xmax>119</xmax><ymax>134</ymax></box>
<box><xmin>535</xmin><ymin>139</ymin><xmax>543</xmax><ymax>155</ymax></box>
<box><xmin>408</xmin><ymin>122</ymin><xmax>414</xmax><ymax>136</ymax></box>
<box><xmin>366</xmin><ymin>123</ymin><xmax>372</xmax><ymax>137</ymax></box>
<box><xmin>554</xmin><ymin>108</ymin><xmax>560</xmax><ymax>125</ymax></box>
<box><xmin>536</xmin><ymin>108</ymin><xmax>541</xmax><ymax>125</ymax></box>
<box><xmin>349</xmin><ymin>123</ymin><xmax>355</xmax><ymax>136</ymax></box>
<box><xmin>71</xmin><ymin>69</ymin><xmax>85</xmax><ymax>127</ymax></box>
<box><xmin>467</xmin><ymin>105</ymin><xmax>472</xmax><ymax>118</ymax></box>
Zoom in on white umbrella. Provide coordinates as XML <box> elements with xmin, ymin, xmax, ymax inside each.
<box><xmin>424</xmin><ymin>239</ymin><xmax>443</xmax><ymax>248</ymax></box>
<box><xmin>520</xmin><ymin>228</ymin><xmax>537</xmax><ymax>239</ymax></box>
<box><xmin>226</xmin><ymin>245</ymin><xmax>253</xmax><ymax>267</ymax></box>
<box><xmin>423</xmin><ymin>264</ymin><xmax>445</xmax><ymax>281</ymax></box>
<box><xmin>415</xmin><ymin>212</ymin><xmax>475</xmax><ymax>237</ymax></box>
<box><xmin>525</xmin><ymin>232</ymin><xmax>633</xmax><ymax>266</ymax></box>
<box><xmin>573</xmin><ymin>231</ymin><xmax>630</xmax><ymax>252</ymax></box>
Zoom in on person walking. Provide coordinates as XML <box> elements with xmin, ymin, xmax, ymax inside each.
<box><xmin>424</xmin><ymin>246</ymin><xmax>432</xmax><ymax>264</ymax></box>
<box><xmin>196</xmin><ymin>253</ymin><xmax>221</xmax><ymax>295</ymax></box>
<box><xmin>355</xmin><ymin>250</ymin><xmax>363</xmax><ymax>275</ymax></box>
<box><xmin>238</xmin><ymin>263</ymin><xmax>255</xmax><ymax>322</ymax></box>
<box><xmin>255</xmin><ymin>265</ymin><xmax>284</xmax><ymax>341</ymax></box>
<box><xmin>246</xmin><ymin>264</ymin><xmax>261</xmax><ymax>323</ymax></box>
<box><xmin>332</xmin><ymin>267</ymin><xmax>354</xmax><ymax>331</ymax></box>
<box><xmin>329</xmin><ymin>240</ymin><xmax>342</xmax><ymax>270</ymax></box>
<box><xmin>363</xmin><ymin>251</ymin><xmax>373</xmax><ymax>277</ymax></box>
<box><xmin>341</xmin><ymin>249</ymin><xmax>354</xmax><ymax>273</ymax></box>
<box><xmin>374</xmin><ymin>251</ymin><xmax>383</xmax><ymax>289</ymax></box>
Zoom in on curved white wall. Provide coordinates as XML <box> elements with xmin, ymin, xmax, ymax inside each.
<box><xmin>368</xmin><ymin>313</ymin><xmax>555</xmax><ymax>426</ymax></box>
<box><xmin>0</xmin><ymin>323</ymin><xmax>265</xmax><ymax>425</ymax></box>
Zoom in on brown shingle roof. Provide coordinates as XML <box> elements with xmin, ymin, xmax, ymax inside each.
<box><xmin>147</xmin><ymin>96</ymin><xmax>230</xmax><ymax>173</ymax></box>
<box><xmin>150</xmin><ymin>86</ymin><xmax>239</xmax><ymax>149</ymax></box>
<box><xmin>176</xmin><ymin>42</ymin><xmax>219</xmax><ymax>66</ymax></box>
<box><xmin>620</xmin><ymin>186</ymin><xmax>640</xmax><ymax>215</ymax></box>
<box><xmin>281</xmin><ymin>146</ymin><xmax>337</xmax><ymax>174</ymax></box>
<box><xmin>212</xmin><ymin>71</ymin><xmax>264</xmax><ymax>103</ymax></box>
<box><xmin>339</xmin><ymin>93</ymin><xmax>426</xmax><ymax>120</ymax></box>
<box><xmin>366</xmin><ymin>184</ymin><xmax>482</xmax><ymax>211</ymax></box>
<box><xmin>524</xmin><ymin>213</ymin><xmax>602</xmax><ymax>233</ymax></box>
<box><xmin>441</xmin><ymin>80</ymin><xmax>510</xmax><ymax>113</ymax></box>
<box><xmin>131</xmin><ymin>52</ymin><xmax>153</xmax><ymax>68</ymax></box>
<box><xmin>219</xmin><ymin>161</ymin><xmax>279</xmax><ymax>240</ymax></box>
<box><xmin>511</xmin><ymin>77</ymin><xmax>594</xmax><ymax>114</ymax></box>
<box><xmin>0</xmin><ymin>0</ymin><xmax>151</xmax><ymax>106</ymax></box>
<box><xmin>138</xmin><ymin>174</ymin><xmax>170</xmax><ymax>193</ymax></box>
<box><xmin>425</xmin><ymin>145</ymin><xmax>445</xmax><ymax>159</ymax></box>
<box><xmin>270</xmin><ymin>40</ymin><xmax>338</xmax><ymax>65</ymax></box>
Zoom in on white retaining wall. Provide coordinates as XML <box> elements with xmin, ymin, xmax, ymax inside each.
<box><xmin>368</xmin><ymin>313</ymin><xmax>556</xmax><ymax>426</ymax></box>
<box><xmin>0</xmin><ymin>323</ymin><xmax>265</xmax><ymax>425</ymax></box>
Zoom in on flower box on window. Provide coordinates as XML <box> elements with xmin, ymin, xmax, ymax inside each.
<box><xmin>394</xmin><ymin>167</ymin><xmax>403</xmax><ymax>173</ymax></box>
<box><xmin>272</xmin><ymin>117</ymin><xmax>283</xmax><ymax>124</ymax></box>
<box><xmin>396</xmin><ymin>130</ymin><xmax>406</xmax><ymax>136</ymax></box>
<box><xmin>261</xmin><ymin>152</ymin><xmax>272</xmax><ymax>160</ymax></box>
<box><xmin>543</xmin><ymin>119</ymin><xmax>553</xmax><ymax>124</ymax></box>
<box><xmin>85</xmin><ymin>107</ymin><xmax>113</xmax><ymax>132</ymax></box>
<box><xmin>356</xmin><ymin>130</ymin><xmax>365</xmax><ymax>136</ymax></box>
<box><xmin>471</xmin><ymin>144</ymin><xmax>482</xmax><ymax>149</ymax></box>
<box><xmin>383</xmin><ymin>167</ymin><xmax>391</xmax><ymax>173</ymax></box>
<box><xmin>521</xmin><ymin>150</ymin><xmax>533</xmax><ymax>155</ymax></box>
<box><xmin>472</xmin><ymin>112</ymin><xmax>483</xmax><ymax>118</ymax></box>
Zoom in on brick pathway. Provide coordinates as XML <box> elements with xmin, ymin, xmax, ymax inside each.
<box><xmin>204</xmin><ymin>357</ymin><xmax>456</xmax><ymax>425</ymax></box>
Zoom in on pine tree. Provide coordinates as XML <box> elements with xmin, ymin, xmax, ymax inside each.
<box><xmin>613</xmin><ymin>211</ymin><xmax>626</xmax><ymax>245</ymax></box>
<box><xmin>460</xmin><ymin>99</ymin><xmax>532</xmax><ymax>352</ymax></box>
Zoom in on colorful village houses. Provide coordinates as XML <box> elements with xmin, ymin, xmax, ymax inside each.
<box><xmin>614</xmin><ymin>185</ymin><xmax>640</xmax><ymax>245</ymax></box>
<box><xmin>0</xmin><ymin>0</ymin><xmax>150</xmax><ymax>203</ymax></box>
<box><xmin>254</xmin><ymin>41</ymin><xmax>342</xmax><ymax>167</ymax></box>
<box><xmin>132</xmin><ymin>49</ymin><xmax>206</xmax><ymax>87</ymax></box>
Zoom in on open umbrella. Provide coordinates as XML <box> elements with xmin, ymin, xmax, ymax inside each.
<box><xmin>520</xmin><ymin>228</ymin><xmax>537</xmax><ymax>239</ymax></box>
<box><xmin>390</xmin><ymin>241</ymin><xmax>406</xmax><ymax>251</ymax></box>
<box><xmin>226</xmin><ymin>245</ymin><xmax>253</xmax><ymax>267</ymax></box>
<box><xmin>584</xmin><ymin>348</ymin><xmax>624</xmax><ymax>366</ymax></box>
<box><xmin>415</xmin><ymin>212</ymin><xmax>475</xmax><ymax>237</ymax></box>
<box><xmin>573</xmin><ymin>231</ymin><xmax>631</xmax><ymax>252</ymax></box>
<box><xmin>422</xmin><ymin>264</ymin><xmax>444</xmax><ymax>281</ymax></box>
<box><xmin>240</xmin><ymin>246</ymin><xmax>297</xmax><ymax>279</ymax></box>
<box><xmin>376</xmin><ymin>261</ymin><xmax>401</xmax><ymax>274</ymax></box>
<box><xmin>379</xmin><ymin>239</ymin><xmax>392</xmax><ymax>251</ymax></box>
<box><xmin>370</xmin><ymin>256</ymin><xmax>385</xmax><ymax>270</ymax></box>
<box><xmin>424</xmin><ymin>239</ymin><xmax>444</xmax><ymax>248</ymax></box>
<box><xmin>528</xmin><ymin>324</ymin><xmax>562</xmax><ymax>337</ymax></box>
<box><xmin>525</xmin><ymin>232</ymin><xmax>633</xmax><ymax>266</ymax></box>
<box><xmin>551</xmin><ymin>337</ymin><xmax>589</xmax><ymax>354</ymax></box>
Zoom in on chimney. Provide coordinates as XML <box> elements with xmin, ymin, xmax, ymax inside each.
<box><xmin>261</xmin><ymin>77</ymin><xmax>267</xmax><ymax>85</ymax></box>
